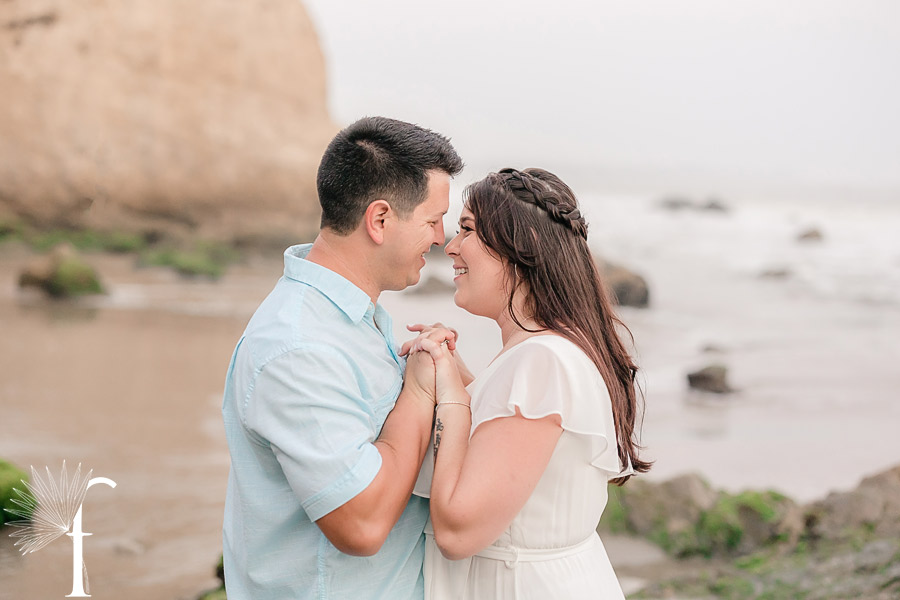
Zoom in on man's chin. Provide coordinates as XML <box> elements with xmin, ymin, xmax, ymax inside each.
<box><xmin>386</xmin><ymin>271</ymin><xmax>422</xmax><ymax>292</ymax></box>
<box><xmin>406</xmin><ymin>272</ymin><xmax>423</xmax><ymax>288</ymax></box>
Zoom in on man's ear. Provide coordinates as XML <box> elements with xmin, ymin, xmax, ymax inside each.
<box><xmin>364</xmin><ymin>200</ymin><xmax>392</xmax><ymax>245</ymax></box>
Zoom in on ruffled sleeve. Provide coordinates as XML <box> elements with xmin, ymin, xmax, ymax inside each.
<box><xmin>469</xmin><ymin>336</ymin><xmax>630</xmax><ymax>479</ymax></box>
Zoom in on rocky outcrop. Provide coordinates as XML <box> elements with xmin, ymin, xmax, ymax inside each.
<box><xmin>804</xmin><ymin>465</ymin><xmax>900</xmax><ymax>541</ymax></box>
<box><xmin>0</xmin><ymin>0</ymin><xmax>336</xmax><ymax>247</ymax></box>
<box><xmin>602</xmin><ymin>473</ymin><xmax>802</xmax><ymax>558</ymax></box>
<box><xmin>604</xmin><ymin>467</ymin><xmax>900</xmax><ymax>599</ymax></box>
<box><xmin>18</xmin><ymin>243</ymin><xmax>104</xmax><ymax>297</ymax></box>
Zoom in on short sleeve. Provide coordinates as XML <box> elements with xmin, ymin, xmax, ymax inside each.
<box><xmin>470</xmin><ymin>338</ymin><xmax>629</xmax><ymax>479</ymax></box>
<box><xmin>244</xmin><ymin>347</ymin><xmax>383</xmax><ymax>521</ymax></box>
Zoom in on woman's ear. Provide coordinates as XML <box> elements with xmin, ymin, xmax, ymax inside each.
<box><xmin>363</xmin><ymin>199</ymin><xmax>392</xmax><ymax>245</ymax></box>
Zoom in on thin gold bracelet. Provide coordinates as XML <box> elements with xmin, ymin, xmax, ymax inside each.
<box><xmin>436</xmin><ymin>401</ymin><xmax>471</xmax><ymax>412</ymax></box>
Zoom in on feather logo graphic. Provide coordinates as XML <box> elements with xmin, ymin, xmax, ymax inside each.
<box><xmin>4</xmin><ymin>461</ymin><xmax>116</xmax><ymax>598</ymax></box>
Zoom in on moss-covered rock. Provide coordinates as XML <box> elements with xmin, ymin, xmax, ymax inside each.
<box><xmin>139</xmin><ymin>241</ymin><xmax>239</xmax><ymax>279</ymax></box>
<box><xmin>597</xmin><ymin>484</ymin><xmax>629</xmax><ymax>533</ymax></box>
<box><xmin>18</xmin><ymin>244</ymin><xmax>105</xmax><ymax>298</ymax></box>
<box><xmin>196</xmin><ymin>554</ymin><xmax>226</xmax><ymax>600</ymax></box>
<box><xmin>197</xmin><ymin>587</ymin><xmax>226</xmax><ymax>600</ymax></box>
<box><xmin>601</xmin><ymin>474</ymin><xmax>800</xmax><ymax>558</ymax></box>
<box><xmin>0</xmin><ymin>459</ymin><xmax>31</xmax><ymax>526</ymax></box>
<box><xmin>804</xmin><ymin>465</ymin><xmax>900</xmax><ymax>542</ymax></box>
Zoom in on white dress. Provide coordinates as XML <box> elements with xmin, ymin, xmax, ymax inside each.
<box><xmin>413</xmin><ymin>335</ymin><xmax>632</xmax><ymax>600</ymax></box>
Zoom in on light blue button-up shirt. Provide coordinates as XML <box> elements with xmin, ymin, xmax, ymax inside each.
<box><xmin>222</xmin><ymin>244</ymin><xmax>427</xmax><ymax>600</ymax></box>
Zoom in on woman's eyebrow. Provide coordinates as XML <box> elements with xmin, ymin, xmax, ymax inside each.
<box><xmin>458</xmin><ymin>216</ymin><xmax>474</xmax><ymax>225</ymax></box>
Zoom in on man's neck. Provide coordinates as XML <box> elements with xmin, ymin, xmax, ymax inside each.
<box><xmin>306</xmin><ymin>232</ymin><xmax>380</xmax><ymax>304</ymax></box>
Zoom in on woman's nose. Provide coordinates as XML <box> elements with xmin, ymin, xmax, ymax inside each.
<box><xmin>444</xmin><ymin>233</ymin><xmax>460</xmax><ymax>256</ymax></box>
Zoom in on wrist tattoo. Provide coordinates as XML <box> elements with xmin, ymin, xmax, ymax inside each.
<box><xmin>433</xmin><ymin>417</ymin><xmax>444</xmax><ymax>462</ymax></box>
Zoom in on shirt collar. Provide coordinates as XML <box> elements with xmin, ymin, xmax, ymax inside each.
<box><xmin>283</xmin><ymin>244</ymin><xmax>373</xmax><ymax>324</ymax></box>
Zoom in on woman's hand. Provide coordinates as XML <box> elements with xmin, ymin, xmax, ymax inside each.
<box><xmin>399</xmin><ymin>322</ymin><xmax>458</xmax><ymax>356</ymax></box>
<box><xmin>418</xmin><ymin>338</ymin><xmax>467</xmax><ymax>406</ymax></box>
<box><xmin>401</xmin><ymin>323</ymin><xmax>475</xmax><ymax>387</ymax></box>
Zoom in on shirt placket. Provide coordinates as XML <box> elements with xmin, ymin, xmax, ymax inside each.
<box><xmin>369</xmin><ymin>303</ymin><xmax>402</xmax><ymax>368</ymax></box>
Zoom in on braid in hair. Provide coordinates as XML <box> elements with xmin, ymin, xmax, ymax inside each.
<box><xmin>496</xmin><ymin>168</ymin><xmax>589</xmax><ymax>240</ymax></box>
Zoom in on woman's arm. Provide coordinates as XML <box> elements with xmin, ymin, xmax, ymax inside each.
<box><xmin>420</xmin><ymin>340</ymin><xmax>562</xmax><ymax>560</ymax></box>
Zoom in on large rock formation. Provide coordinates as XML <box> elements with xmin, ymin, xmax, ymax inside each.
<box><xmin>0</xmin><ymin>0</ymin><xmax>335</xmax><ymax>246</ymax></box>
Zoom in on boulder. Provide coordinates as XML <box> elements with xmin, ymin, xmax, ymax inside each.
<box><xmin>698</xmin><ymin>490</ymin><xmax>803</xmax><ymax>556</ymax></box>
<box><xmin>613</xmin><ymin>473</ymin><xmax>720</xmax><ymax>555</ymax></box>
<box><xmin>687</xmin><ymin>364</ymin><xmax>733</xmax><ymax>394</ymax></box>
<box><xmin>609</xmin><ymin>474</ymin><xmax>802</xmax><ymax>558</ymax></box>
<box><xmin>596</xmin><ymin>258</ymin><xmax>650</xmax><ymax>308</ymax></box>
<box><xmin>804</xmin><ymin>465</ymin><xmax>900</xmax><ymax>541</ymax></box>
<box><xmin>18</xmin><ymin>243</ymin><xmax>104</xmax><ymax>297</ymax></box>
<box><xmin>0</xmin><ymin>0</ymin><xmax>336</xmax><ymax>246</ymax></box>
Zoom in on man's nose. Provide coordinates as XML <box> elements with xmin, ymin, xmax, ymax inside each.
<box><xmin>433</xmin><ymin>220</ymin><xmax>446</xmax><ymax>246</ymax></box>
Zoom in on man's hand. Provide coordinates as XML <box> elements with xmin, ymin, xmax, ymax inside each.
<box><xmin>403</xmin><ymin>347</ymin><xmax>437</xmax><ymax>407</ymax></box>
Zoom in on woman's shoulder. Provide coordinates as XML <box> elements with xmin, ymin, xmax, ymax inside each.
<box><xmin>475</xmin><ymin>333</ymin><xmax>604</xmax><ymax>396</ymax></box>
<box><xmin>499</xmin><ymin>334</ymin><xmax>598</xmax><ymax>373</ymax></box>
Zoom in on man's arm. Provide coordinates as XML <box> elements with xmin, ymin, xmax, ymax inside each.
<box><xmin>244</xmin><ymin>347</ymin><xmax>436</xmax><ymax>556</ymax></box>
<box><xmin>315</xmin><ymin>351</ymin><xmax>435</xmax><ymax>555</ymax></box>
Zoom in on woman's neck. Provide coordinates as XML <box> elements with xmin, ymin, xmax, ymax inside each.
<box><xmin>497</xmin><ymin>311</ymin><xmax>549</xmax><ymax>351</ymax></box>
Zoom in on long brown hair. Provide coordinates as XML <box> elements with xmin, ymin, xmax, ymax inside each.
<box><xmin>464</xmin><ymin>168</ymin><xmax>651</xmax><ymax>483</ymax></box>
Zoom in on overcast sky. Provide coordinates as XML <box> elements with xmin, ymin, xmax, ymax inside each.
<box><xmin>302</xmin><ymin>1</ymin><xmax>900</xmax><ymax>194</ymax></box>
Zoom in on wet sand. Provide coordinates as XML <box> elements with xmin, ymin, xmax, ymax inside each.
<box><xmin>0</xmin><ymin>250</ymin><xmax>270</xmax><ymax>600</ymax></box>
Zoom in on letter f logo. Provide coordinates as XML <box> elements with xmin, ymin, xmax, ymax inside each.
<box><xmin>4</xmin><ymin>462</ymin><xmax>116</xmax><ymax>597</ymax></box>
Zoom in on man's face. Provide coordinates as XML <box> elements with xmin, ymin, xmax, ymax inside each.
<box><xmin>381</xmin><ymin>170</ymin><xmax>450</xmax><ymax>291</ymax></box>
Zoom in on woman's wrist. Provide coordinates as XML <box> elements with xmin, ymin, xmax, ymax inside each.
<box><xmin>436</xmin><ymin>401</ymin><xmax>471</xmax><ymax>412</ymax></box>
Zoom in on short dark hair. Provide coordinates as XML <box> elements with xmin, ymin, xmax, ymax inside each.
<box><xmin>316</xmin><ymin>116</ymin><xmax>464</xmax><ymax>234</ymax></box>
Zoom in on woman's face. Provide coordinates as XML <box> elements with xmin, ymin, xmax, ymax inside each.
<box><xmin>444</xmin><ymin>207</ymin><xmax>510</xmax><ymax>319</ymax></box>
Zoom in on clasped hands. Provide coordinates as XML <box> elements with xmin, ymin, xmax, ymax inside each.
<box><xmin>399</xmin><ymin>323</ymin><xmax>469</xmax><ymax>407</ymax></box>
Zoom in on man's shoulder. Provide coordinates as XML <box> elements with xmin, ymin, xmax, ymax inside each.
<box><xmin>239</xmin><ymin>280</ymin><xmax>354</xmax><ymax>365</ymax></box>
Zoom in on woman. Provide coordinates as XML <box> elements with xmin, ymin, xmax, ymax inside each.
<box><xmin>404</xmin><ymin>168</ymin><xmax>651</xmax><ymax>599</ymax></box>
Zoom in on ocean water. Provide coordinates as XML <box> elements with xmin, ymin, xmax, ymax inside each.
<box><xmin>386</xmin><ymin>190</ymin><xmax>900</xmax><ymax>503</ymax></box>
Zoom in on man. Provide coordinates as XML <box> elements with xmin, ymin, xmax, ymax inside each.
<box><xmin>221</xmin><ymin>116</ymin><xmax>463</xmax><ymax>599</ymax></box>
